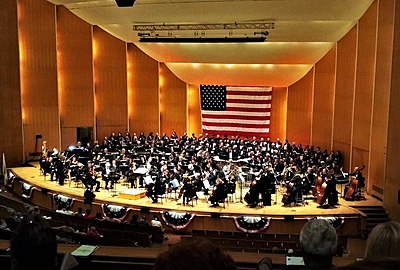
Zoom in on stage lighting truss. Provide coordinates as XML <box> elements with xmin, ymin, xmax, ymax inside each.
<box><xmin>133</xmin><ymin>22</ymin><xmax>274</xmax><ymax>42</ymax></box>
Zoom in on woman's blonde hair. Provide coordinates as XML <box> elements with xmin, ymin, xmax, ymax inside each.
<box><xmin>364</xmin><ymin>221</ymin><xmax>400</xmax><ymax>259</ymax></box>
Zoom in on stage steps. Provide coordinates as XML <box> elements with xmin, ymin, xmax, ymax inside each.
<box><xmin>351</xmin><ymin>205</ymin><xmax>390</xmax><ymax>235</ymax></box>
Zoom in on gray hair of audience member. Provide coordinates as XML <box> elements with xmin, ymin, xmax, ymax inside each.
<box><xmin>364</xmin><ymin>221</ymin><xmax>400</xmax><ymax>259</ymax></box>
<box><xmin>300</xmin><ymin>219</ymin><xmax>338</xmax><ymax>257</ymax></box>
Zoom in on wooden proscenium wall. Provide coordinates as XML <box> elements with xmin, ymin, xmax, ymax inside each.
<box><xmin>0</xmin><ymin>0</ymin><xmax>23</xmax><ymax>166</ymax></box>
<box><xmin>18</xmin><ymin>0</ymin><xmax>60</xmax><ymax>159</ymax></box>
<box><xmin>159</xmin><ymin>63</ymin><xmax>187</xmax><ymax>136</ymax></box>
<box><xmin>57</xmin><ymin>6</ymin><xmax>94</xmax><ymax>149</ymax></box>
<box><xmin>127</xmin><ymin>43</ymin><xmax>159</xmax><ymax>135</ymax></box>
<box><xmin>93</xmin><ymin>26</ymin><xmax>128</xmax><ymax>141</ymax></box>
<box><xmin>285</xmin><ymin>0</ymin><xmax>400</xmax><ymax>220</ymax></box>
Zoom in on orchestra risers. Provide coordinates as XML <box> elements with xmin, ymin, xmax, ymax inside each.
<box><xmin>119</xmin><ymin>189</ymin><xmax>147</xmax><ymax>200</ymax></box>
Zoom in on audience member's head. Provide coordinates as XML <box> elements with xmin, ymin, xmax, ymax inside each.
<box><xmin>154</xmin><ymin>240</ymin><xmax>236</xmax><ymax>270</ymax></box>
<box><xmin>364</xmin><ymin>221</ymin><xmax>400</xmax><ymax>260</ymax></box>
<box><xmin>300</xmin><ymin>219</ymin><xmax>337</xmax><ymax>268</ymax></box>
<box><xmin>335</xmin><ymin>221</ymin><xmax>400</xmax><ymax>270</ymax></box>
<box><xmin>10</xmin><ymin>219</ymin><xmax>57</xmax><ymax>270</ymax></box>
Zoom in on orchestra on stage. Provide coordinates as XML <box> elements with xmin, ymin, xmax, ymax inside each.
<box><xmin>38</xmin><ymin>131</ymin><xmax>365</xmax><ymax>208</ymax></box>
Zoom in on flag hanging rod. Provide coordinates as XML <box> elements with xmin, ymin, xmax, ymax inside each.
<box><xmin>133</xmin><ymin>22</ymin><xmax>275</xmax><ymax>31</ymax></box>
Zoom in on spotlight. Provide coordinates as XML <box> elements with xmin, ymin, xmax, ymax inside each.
<box><xmin>115</xmin><ymin>0</ymin><xmax>135</xmax><ymax>7</ymax></box>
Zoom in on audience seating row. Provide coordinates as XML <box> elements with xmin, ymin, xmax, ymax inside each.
<box><xmin>192</xmin><ymin>229</ymin><xmax>300</xmax><ymax>242</ymax></box>
<box><xmin>0</xmin><ymin>193</ymin><xmax>164</xmax><ymax>244</ymax></box>
<box><xmin>189</xmin><ymin>230</ymin><xmax>347</xmax><ymax>256</ymax></box>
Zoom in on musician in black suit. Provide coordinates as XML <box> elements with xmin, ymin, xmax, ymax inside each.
<box><xmin>84</xmin><ymin>162</ymin><xmax>101</xmax><ymax>192</ymax></box>
<box><xmin>349</xmin><ymin>166</ymin><xmax>365</xmax><ymax>191</ymax></box>
<box><xmin>209</xmin><ymin>177</ymin><xmax>227</xmax><ymax>207</ymax></box>
<box><xmin>318</xmin><ymin>174</ymin><xmax>338</xmax><ymax>207</ymax></box>
<box><xmin>259</xmin><ymin>168</ymin><xmax>276</xmax><ymax>206</ymax></box>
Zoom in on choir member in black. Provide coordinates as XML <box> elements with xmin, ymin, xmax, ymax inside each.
<box><xmin>318</xmin><ymin>174</ymin><xmax>338</xmax><ymax>207</ymax></box>
<box><xmin>209</xmin><ymin>177</ymin><xmax>227</xmax><ymax>207</ymax></box>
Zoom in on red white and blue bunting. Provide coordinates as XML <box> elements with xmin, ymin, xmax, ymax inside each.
<box><xmin>101</xmin><ymin>203</ymin><xmax>130</xmax><ymax>221</ymax></box>
<box><xmin>21</xmin><ymin>182</ymin><xmax>35</xmax><ymax>199</ymax></box>
<box><xmin>234</xmin><ymin>216</ymin><xmax>271</xmax><ymax>233</ymax></box>
<box><xmin>53</xmin><ymin>194</ymin><xmax>74</xmax><ymax>209</ymax></box>
<box><xmin>160</xmin><ymin>211</ymin><xmax>195</xmax><ymax>231</ymax></box>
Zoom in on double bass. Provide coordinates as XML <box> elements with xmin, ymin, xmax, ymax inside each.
<box><xmin>345</xmin><ymin>165</ymin><xmax>365</xmax><ymax>200</ymax></box>
<box><xmin>314</xmin><ymin>176</ymin><xmax>326</xmax><ymax>205</ymax></box>
<box><xmin>344</xmin><ymin>177</ymin><xmax>358</xmax><ymax>200</ymax></box>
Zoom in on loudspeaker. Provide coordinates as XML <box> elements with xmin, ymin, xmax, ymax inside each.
<box><xmin>141</xmin><ymin>207</ymin><xmax>150</xmax><ymax>214</ymax></box>
<box><xmin>115</xmin><ymin>0</ymin><xmax>135</xmax><ymax>7</ymax></box>
<box><xmin>284</xmin><ymin>215</ymin><xmax>294</xmax><ymax>222</ymax></box>
<box><xmin>211</xmin><ymin>213</ymin><xmax>220</xmax><ymax>219</ymax></box>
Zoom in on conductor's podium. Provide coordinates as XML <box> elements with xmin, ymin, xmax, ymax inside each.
<box><xmin>119</xmin><ymin>189</ymin><xmax>147</xmax><ymax>200</ymax></box>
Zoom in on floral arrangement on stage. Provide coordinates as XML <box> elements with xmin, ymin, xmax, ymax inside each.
<box><xmin>53</xmin><ymin>194</ymin><xmax>74</xmax><ymax>209</ymax></box>
<box><xmin>101</xmin><ymin>203</ymin><xmax>129</xmax><ymax>221</ymax></box>
<box><xmin>160</xmin><ymin>211</ymin><xmax>195</xmax><ymax>231</ymax></box>
<box><xmin>21</xmin><ymin>182</ymin><xmax>35</xmax><ymax>199</ymax></box>
<box><xmin>308</xmin><ymin>216</ymin><xmax>345</xmax><ymax>229</ymax></box>
<box><xmin>234</xmin><ymin>216</ymin><xmax>271</xmax><ymax>233</ymax></box>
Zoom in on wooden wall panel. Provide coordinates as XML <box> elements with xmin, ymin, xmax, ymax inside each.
<box><xmin>127</xmin><ymin>43</ymin><xmax>159</xmax><ymax>136</ymax></box>
<box><xmin>312</xmin><ymin>46</ymin><xmax>336</xmax><ymax>150</ymax></box>
<box><xmin>187</xmin><ymin>84</ymin><xmax>202</xmax><ymax>137</ymax></box>
<box><xmin>159</xmin><ymin>63</ymin><xmax>187</xmax><ymax>136</ymax></box>
<box><xmin>269</xmin><ymin>87</ymin><xmax>287</xmax><ymax>141</ymax></box>
<box><xmin>385</xmin><ymin>0</ymin><xmax>400</xmax><ymax>221</ymax></box>
<box><xmin>369</xmin><ymin>0</ymin><xmax>394</xmax><ymax>199</ymax></box>
<box><xmin>57</xmin><ymin>6</ymin><xmax>94</xmax><ymax>148</ymax></box>
<box><xmin>286</xmin><ymin>69</ymin><xmax>313</xmax><ymax>145</ymax></box>
<box><xmin>0</xmin><ymin>0</ymin><xmax>23</xmax><ymax>166</ymax></box>
<box><xmin>19</xmin><ymin>0</ymin><xmax>60</xmax><ymax>157</ymax></box>
<box><xmin>333</xmin><ymin>26</ymin><xmax>357</xmax><ymax>171</ymax></box>
<box><xmin>93</xmin><ymin>26</ymin><xmax>128</xmax><ymax>141</ymax></box>
<box><xmin>351</xmin><ymin>2</ymin><xmax>378</xmax><ymax>180</ymax></box>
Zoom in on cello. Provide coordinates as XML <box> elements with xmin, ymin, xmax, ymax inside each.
<box><xmin>344</xmin><ymin>176</ymin><xmax>358</xmax><ymax>200</ymax></box>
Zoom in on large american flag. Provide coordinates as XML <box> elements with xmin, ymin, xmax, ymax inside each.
<box><xmin>200</xmin><ymin>85</ymin><xmax>272</xmax><ymax>138</ymax></box>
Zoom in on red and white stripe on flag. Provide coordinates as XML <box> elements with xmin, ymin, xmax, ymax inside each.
<box><xmin>201</xmin><ymin>86</ymin><xmax>272</xmax><ymax>138</ymax></box>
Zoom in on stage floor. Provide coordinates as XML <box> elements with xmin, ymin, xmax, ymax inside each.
<box><xmin>10</xmin><ymin>163</ymin><xmax>381</xmax><ymax>217</ymax></box>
